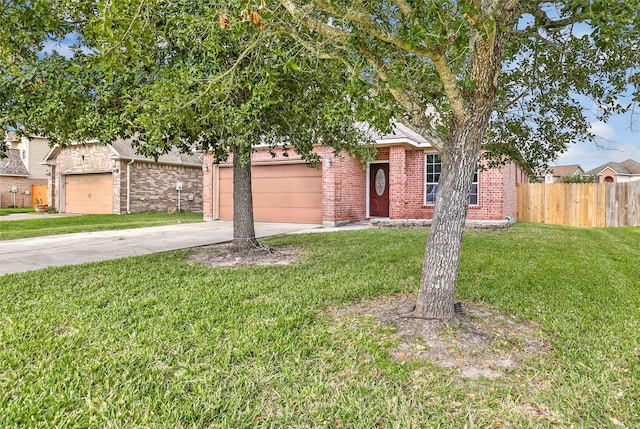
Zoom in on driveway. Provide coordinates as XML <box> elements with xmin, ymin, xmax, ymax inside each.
<box><xmin>0</xmin><ymin>221</ymin><xmax>323</xmax><ymax>276</ymax></box>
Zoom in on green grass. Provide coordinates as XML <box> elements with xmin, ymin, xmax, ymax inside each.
<box><xmin>0</xmin><ymin>211</ymin><xmax>203</xmax><ymax>240</ymax></box>
<box><xmin>1</xmin><ymin>223</ymin><xmax>639</xmax><ymax>427</ymax></box>
<box><xmin>0</xmin><ymin>207</ymin><xmax>35</xmax><ymax>216</ymax></box>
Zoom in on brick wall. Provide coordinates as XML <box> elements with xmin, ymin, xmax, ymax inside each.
<box><xmin>119</xmin><ymin>160</ymin><xmax>202</xmax><ymax>213</ymax></box>
<box><xmin>390</xmin><ymin>149</ymin><xmax>526</xmax><ymax>221</ymax></box>
<box><xmin>51</xmin><ymin>143</ymin><xmax>115</xmax><ymax>212</ymax></box>
<box><xmin>201</xmin><ymin>144</ymin><xmax>528</xmax><ymax>224</ymax></box>
<box><xmin>202</xmin><ymin>154</ymin><xmax>215</xmax><ymax>220</ymax></box>
<box><xmin>53</xmin><ymin>143</ymin><xmax>202</xmax><ymax>214</ymax></box>
<box><xmin>0</xmin><ymin>177</ymin><xmax>47</xmax><ymax>208</ymax></box>
<box><xmin>322</xmin><ymin>148</ymin><xmax>366</xmax><ymax>224</ymax></box>
<box><xmin>388</xmin><ymin>146</ymin><xmax>406</xmax><ymax>219</ymax></box>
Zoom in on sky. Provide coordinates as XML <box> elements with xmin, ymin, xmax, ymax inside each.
<box><xmin>554</xmin><ymin>112</ymin><xmax>640</xmax><ymax>172</ymax></box>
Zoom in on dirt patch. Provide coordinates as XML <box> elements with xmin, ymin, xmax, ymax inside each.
<box><xmin>327</xmin><ymin>293</ymin><xmax>551</xmax><ymax>379</ymax></box>
<box><xmin>189</xmin><ymin>245</ymin><xmax>550</xmax><ymax>380</ymax></box>
<box><xmin>188</xmin><ymin>244</ymin><xmax>305</xmax><ymax>268</ymax></box>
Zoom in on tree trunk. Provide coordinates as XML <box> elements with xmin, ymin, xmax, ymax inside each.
<box><xmin>232</xmin><ymin>143</ymin><xmax>259</xmax><ymax>250</ymax></box>
<box><xmin>412</xmin><ymin>8</ymin><xmax>513</xmax><ymax>319</ymax></box>
<box><xmin>413</xmin><ymin>100</ymin><xmax>497</xmax><ymax>319</ymax></box>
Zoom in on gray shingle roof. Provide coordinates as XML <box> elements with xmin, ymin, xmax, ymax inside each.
<box><xmin>0</xmin><ymin>149</ymin><xmax>29</xmax><ymax>176</ymax></box>
<box><xmin>586</xmin><ymin>159</ymin><xmax>640</xmax><ymax>176</ymax></box>
<box><xmin>110</xmin><ymin>137</ymin><xmax>202</xmax><ymax>166</ymax></box>
<box><xmin>43</xmin><ymin>138</ymin><xmax>202</xmax><ymax>166</ymax></box>
<box><xmin>4</xmin><ymin>131</ymin><xmax>17</xmax><ymax>142</ymax></box>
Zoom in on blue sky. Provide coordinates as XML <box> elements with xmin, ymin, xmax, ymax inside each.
<box><xmin>554</xmin><ymin>112</ymin><xmax>640</xmax><ymax>172</ymax></box>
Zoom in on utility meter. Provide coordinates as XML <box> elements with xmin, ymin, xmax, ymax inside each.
<box><xmin>176</xmin><ymin>182</ymin><xmax>183</xmax><ymax>191</ymax></box>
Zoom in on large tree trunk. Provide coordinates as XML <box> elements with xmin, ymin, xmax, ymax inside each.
<box><xmin>412</xmin><ymin>7</ymin><xmax>514</xmax><ymax>320</ymax></box>
<box><xmin>232</xmin><ymin>143</ymin><xmax>259</xmax><ymax>250</ymax></box>
<box><xmin>413</xmin><ymin>50</ymin><xmax>502</xmax><ymax>319</ymax></box>
<box><xmin>412</xmin><ymin>121</ymin><xmax>485</xmax><ymax>319</ymax></box>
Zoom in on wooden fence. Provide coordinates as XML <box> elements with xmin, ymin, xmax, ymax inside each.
<box><xmin>517</xmin><ymin>182</ymin><xmax>640</xmax><ymax>227</ymax></box>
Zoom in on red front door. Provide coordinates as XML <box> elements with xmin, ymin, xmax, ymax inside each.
<box><xmin>369</xmin><ymin>163</ymin><xmax>389</xmax><ymax>217</ymax></box>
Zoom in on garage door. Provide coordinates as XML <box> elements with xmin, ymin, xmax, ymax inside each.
<box><xmin>64</xmin><ymin>173</ymin><xmax>114</xmax><ymax>214</ymax></box>
<box><xmin>218</xmin><ymin>163</ymin><xmax>322</xmax><ymax>223</ymax></box>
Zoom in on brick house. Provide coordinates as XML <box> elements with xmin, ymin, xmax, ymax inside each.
<box><xmin>42</xmin><ymin>138</ymin><xmax>203</xmax><ymax>214</ymax></box>
<box><xmin>202</xmin><ymin>123</ymin><xmax>529</xmax><ymax>226</ymax></box>
<box><xmin>1</xmin><ymin>132</ymin><xmax>49</xmax><ymax>208</ymax></box>
<box><xmin>586</xmin><ymin>159</ymin><xmax>640</xmax><ymax>183</ymax></box>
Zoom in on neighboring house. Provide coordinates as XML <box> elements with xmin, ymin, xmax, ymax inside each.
<box><xmin>42</xmin><ymin>138</ymin><xmax>203</xmax><ymax>214</ymax></box>
<box><xmin>543</xmin><ymin>164</ymin><xmax>584</xmax><ymax>183</ymax></box>
<box><xmin>202</xmin><ymin>123</ymin><xmax>529</xmax><ymax>226</ymax></box>
<box><xmin>1</xmin><ymin>132</ymin><xmax>49</xmax><ymax>208</ymax></box>
<box><xmin>586</xmin><ymin>159</ymin><xmax>640</xmax><ymax>183</ymax></box>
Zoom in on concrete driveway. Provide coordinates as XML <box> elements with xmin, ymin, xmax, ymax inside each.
<box><xmin>0</xmin><ymin>221</ymin><xmax>323</xmax><ymax>276</ymax></box>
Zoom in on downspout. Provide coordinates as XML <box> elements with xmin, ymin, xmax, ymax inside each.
<box><xmin>126</xmin><ymin>159</ymin><xmax>135</xmax><ymax>214</ymax></box>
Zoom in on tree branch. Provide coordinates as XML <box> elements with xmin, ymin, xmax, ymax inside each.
<box><xmin>179</xmin><ymin>32</ymin><xmax>275</xmax><ymax>109</ymax></box>
<box><xmin>284</xmin><ymin>31</ymin><xmax>357</xmax><ymax>74</ymax></box>
<box><xmin>356</xmin><ymin>43</ymin><xmax>446</xmax><ymax>149</ymax></box>
<box><xmin>524</xmin><ymin>3</ymin><xmax>584</xmax><ymax>30</ymax></box>
<box><xmin>391</xmin><ymin>0</ymin><xmax>412</xmax><ymax>17</ymax></box>
<box><xmin>311</xmin><ymin>0</ymin><xmax>435</xmax><ymax>58</ymax></box>
<box><xmin>278</xmin><ymin>0</ymin><xmax>351</xmax><ymax>44</ymax></box>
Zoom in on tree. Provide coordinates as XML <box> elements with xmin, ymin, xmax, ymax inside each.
<box><xmin>559</xmin><ymin>174</ymin><xmax>597</xmax><ymax>184</ymax></box>
<box><xmin>264</xmin><ymin>1</ymin><xmax>640</xmax><ymax>318</ymax></box>
<box><xmin>1</xmin><ymin>1</ymin><xmax>388</xmax><ymax>248</ymax></box>
<box><xmin>0</xmin><ymin>0</ymin><xmax>73</xmax><ymax>157</ymax></box>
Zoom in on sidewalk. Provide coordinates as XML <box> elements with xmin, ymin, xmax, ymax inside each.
<box><xmin>0</xmin><ymin>212</ymin><xmax>82</xmax><ymax>221</ymax></box>
<box><xmin>0</xmin><ymin>221</ymin><xmax>329</xmax><ymax>276</ymax></box>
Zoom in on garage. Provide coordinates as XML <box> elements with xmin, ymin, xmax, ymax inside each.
<box><xmin>64</xmin><ymin>173</ymin><xmax>114</xmax><ymax>214</ymax></box>
<box><xmin>218</xmin><ymin>163</ymin><xmax>323</xmax><ymax>223</ymax></box>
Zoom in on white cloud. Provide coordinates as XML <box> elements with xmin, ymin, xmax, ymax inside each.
<box><xmin>556</xmin><ymin>140</ymin><xmax>640</xmax><ymax>171</ymax></box>
<box><xmin>589</xmin><ymin>121</ymin><xmax>615</xmax><ymax>140</ymax></box>
<box><xmin>42</xmin><ymin>39</ymin><xmax>75</xmax><ymax>58</ymax></box>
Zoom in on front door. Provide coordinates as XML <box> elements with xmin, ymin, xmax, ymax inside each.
<box><xmin>369</xmin><ymin>163</ymin><xmax>389</xmax><ymax>217</ymax></box>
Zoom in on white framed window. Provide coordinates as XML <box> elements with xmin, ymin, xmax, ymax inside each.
<box><xmin>425</xmin><ymin>154</ymin><xmax>478</xmax><ymax>205</ymax></box>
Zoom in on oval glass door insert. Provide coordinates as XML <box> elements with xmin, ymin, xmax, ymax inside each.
<box><xmin>375</xmin><ymin>169</ymin><xmax>386</xmax><ymax>196</ymax></box>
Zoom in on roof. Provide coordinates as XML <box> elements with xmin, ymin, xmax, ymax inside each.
<box><xmin>546</xmin><ymin>164</ymin><xmax>583</xmax><ymax>177</ymax></box>
<box><xmin>0</xmin><ymin>149</ymin><xmax>29</xmax><ymax>176</ymax></box>
<box><xmin>586</xmin><ymin>159</ymin><xmax>640</xmax><ymax>176</ymax></box>
<box><xmin>4</xmin><ymin>131</ymin><xmax>17</xmax><ymax>143</ymax></box>
<box><xmin>110</xmin><ymin>137</ymin><xmax>202</xmax><ymax>166</ymax></box>
<box><xmin>358</xmin><ymin>122</ymin><xmax>432</xmax><ymax>147</ymax></box>
<box><xmin>43</xmin><ymin>137</ymin><xmax>202</xmax><ymax>167</ymax></box>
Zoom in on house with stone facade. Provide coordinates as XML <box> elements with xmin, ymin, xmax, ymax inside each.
<box><xmin>42</xmin><ymin>138</ymin><xmax>203</xmax><ymax>214</ymax></box>
<box><xmin>202</xmin><ymin>123</ymin><xmax>529</xmax><ymax>226</ymax></box>
<box><xmin>1</xmin><ymin>132</ymin><xmax>49</xmax><ymax>208</ymax></box>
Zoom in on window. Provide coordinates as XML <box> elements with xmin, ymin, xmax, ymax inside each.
<box><xmin>425</xmin><ymin>154</ymin><xmax>478</xmax><ymax>205</ymax></box>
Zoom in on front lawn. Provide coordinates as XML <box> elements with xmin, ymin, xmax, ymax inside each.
<box><xmin>1</xmin><ymin>224</ymin><xmax>638</xmax><ymax>427</ymax></box>
<box><xmin>0</xmin><ymin>207</ymin><xmax>35</xmax><ymax>216</ymax></box>
<box><xmin>0</xmin><ymin>211</ymin><xmax>203</xmax><ymax>240</ymax></box>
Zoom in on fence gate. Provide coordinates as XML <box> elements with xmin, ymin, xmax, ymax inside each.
<box><xmin>31</xmin><ymin>184</ymin><xmax>48</xmax><ymax>207</ymax></box>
